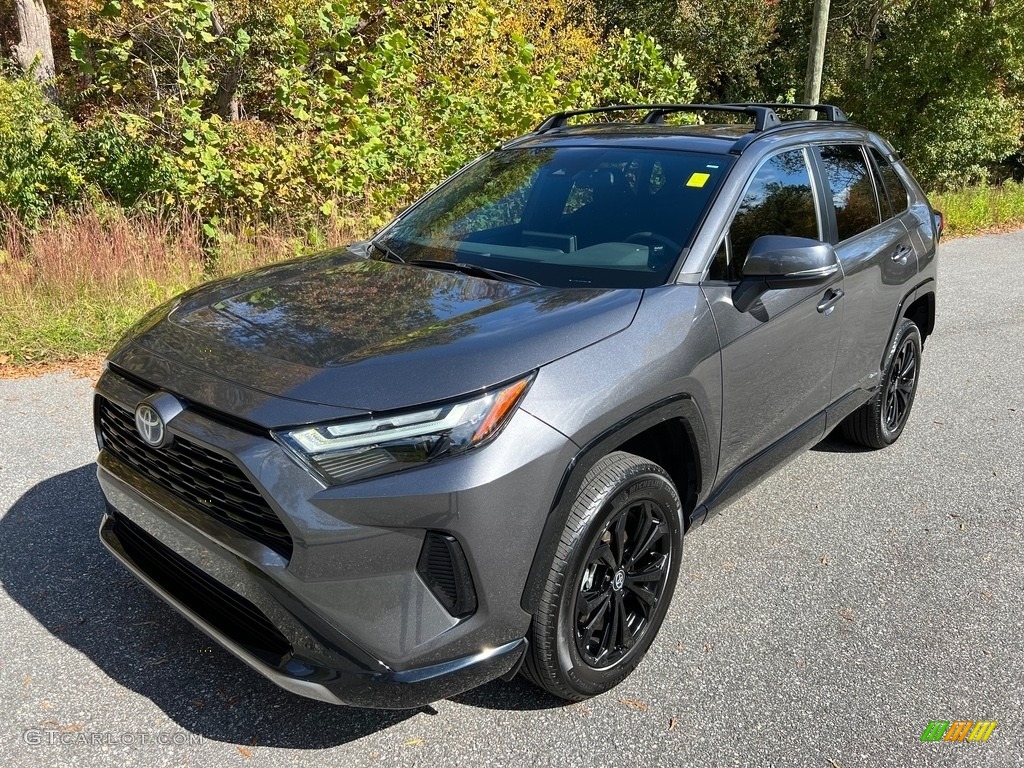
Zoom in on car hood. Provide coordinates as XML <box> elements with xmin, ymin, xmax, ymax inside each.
<box><xmin>111</xmin><ymin>249</ymin><xmax>641</xmax><ymax>416</ymax></box>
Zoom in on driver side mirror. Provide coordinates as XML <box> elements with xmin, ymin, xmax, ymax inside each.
<box><xmin>732</xmin><ymin>236</ymin><xmax>840</xmax><ymax>313</ymax></box>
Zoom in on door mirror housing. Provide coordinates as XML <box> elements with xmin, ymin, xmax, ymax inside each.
<box><xmin>733</xmin><ymin>236</ymin><xmax>840</xmax><ymax>313</ymax></box>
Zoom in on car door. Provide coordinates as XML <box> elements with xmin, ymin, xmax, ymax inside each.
<box><xmin>812</xmin><ymin>143</ymin><xmax>919</xmax><ymax>406</ymax></box>
<box><xmin>701</xmin><ymin>147</ymin><xmax>844</xmax><ymax>498</ymax></box>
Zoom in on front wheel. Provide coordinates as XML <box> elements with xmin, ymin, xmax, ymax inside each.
<box><xmin>521</xmin><ymin>451</ymin><xmax>683</xmax><ymax>700</ymax></box>
<box><xmin>841</xmin><ymin>317</ymin><xmax>922</xmax><ymax>449</ymax></box>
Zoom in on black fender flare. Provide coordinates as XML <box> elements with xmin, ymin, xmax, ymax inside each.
<box><xmin>881</xmin><ymin>278</ymin><xmax>935</xmax><ymax>370</ymax></box>
<box><xmin>520</xmin><ymin>395</ymin><xmax>713</xmax><ymax>614</ymax></box>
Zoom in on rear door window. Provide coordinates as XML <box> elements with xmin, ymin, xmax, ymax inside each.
<box><xmin>819</xmin><ymin>144</ymin><xmax>881</xmax><ymax>241</ymax></box>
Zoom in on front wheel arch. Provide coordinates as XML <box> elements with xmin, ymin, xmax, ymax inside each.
<box><xmin>520</xmin><ymin>396</ymin><xmax>711</xmax><ymax>616</ymax></box>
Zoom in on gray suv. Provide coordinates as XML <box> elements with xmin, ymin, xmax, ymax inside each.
<box><xmin>94</xmin><ymin>103</ymin><xmax>940</xmax><ymax>708</ymax></box>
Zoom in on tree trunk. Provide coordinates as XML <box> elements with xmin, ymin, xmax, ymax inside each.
<box><xmin>802</xmin><ymin>0</ymin><xmax>831</xmax><ymax>119</ymax></box>
<box><xmin>211</xmin><ymin>9</ymin><xmax>241</xmax><ymax>121</ymax></box>
<box><xmin>13</xmin><ymin>0</ymin><xmax>56</xmax><ymax>99</ymax></box>
<box><xmin>864</xmin><ymin>3</ymin><xmax>884</xmax><ymax>71</ymax></box>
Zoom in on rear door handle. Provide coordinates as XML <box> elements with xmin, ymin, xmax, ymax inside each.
<box><xmin>817</xmin><ymin>287</ymin><xmax>844</xmax><ymax>314</ymax></box>
<box><xmin>891</xmin><ymin>245</ymin><xmax>913</xmax><ymax>264</ymax></box>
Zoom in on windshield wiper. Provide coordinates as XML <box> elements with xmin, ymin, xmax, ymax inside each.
<box><xmin>369</xmin><ymin>240</ymin><xmax>405</xmax><ymax>263</ymax></box>
<box><xmin>408</xmin><ymin>259</ymin><xmax>540</xmax><ymax>286</ymax></box>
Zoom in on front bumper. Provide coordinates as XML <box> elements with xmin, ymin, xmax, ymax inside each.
<box><xmin>94</xmin><ymin>365</ymin><xmax>574</xmax><ymax>708</ymax></box>
<box><xmin>100</xmin><ymin>510</ymin><xmax>525</xmax><ymax>708</ymax></box>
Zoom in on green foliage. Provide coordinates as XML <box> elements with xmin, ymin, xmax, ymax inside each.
<box><xmin>0</xmin><ymin>77</ymin><xmax>88</xmax><ymax>227</ymax></box>
<box><xmin>831</xmin><ymin>0</ymin><xmax>1024</xmax><ymax>188</ymax></box>
<box><xmin>4</xmin><ymin>0</ymin><xmax>1021</xmax><ymax>237</ymax></box>
<box><xmin>76</xmin><ymin>113</ymin><xmax>165</xmax><ymax>207</ymax></box>
<box><xmin>675</xmin><ymin>0</ymin><xmax>790</xmax><ymax>101</ymax></box>
<box><xmin>56</xmin><ymin>0</ymin><xmax>695</xmax><ymax>228</ymax></box>
<box><xmin>580</xmin><ymin>31</ymin><xmax>696</xmax><ymax>106</ymax></box>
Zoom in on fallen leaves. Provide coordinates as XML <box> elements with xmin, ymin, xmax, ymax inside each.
<box><xmin>41</xmin><ymin>721</ymin><xmax>83</xmax><ymax>732</ymax></box>
<box><xmin>618</xmin><ymin>698</ymin><xmax>647</xmax><ymax>711</ymax></box>
<box><xmin>0</xmin><ymin>356</ymin><xmax>104</xmax><ymax>381</ymax></box>
<box><xmin>237</xmin><ymin>746</ymin><xmax>253</xmax><ymax>758</ymax></box>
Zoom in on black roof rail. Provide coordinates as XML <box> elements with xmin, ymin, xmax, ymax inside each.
<box><xmin>534</xmin><ymin>103</ymin><xmax>782</xmax><ymax>133</ymax></box>
<box><xmin>726</xmin><ymin>103</ymin><xmax>848</xmax><ymax>122</ymax></box>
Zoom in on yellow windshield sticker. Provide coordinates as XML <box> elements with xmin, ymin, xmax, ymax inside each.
<box><xmin>686</xmin><ymin>172</ymin><xmax>711</xmax><ymax>188</ymax></box>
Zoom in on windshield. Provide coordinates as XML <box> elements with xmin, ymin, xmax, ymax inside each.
<box><xmin>374</xmin><ymin>146</ymin><xmax>732</xmax><ymax>288</ymax></box>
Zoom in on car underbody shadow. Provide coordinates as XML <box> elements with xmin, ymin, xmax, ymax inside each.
<box><xmin>811</xmin><ymin>431</ymin><xmax>874</xmax><ymax>454</ymax></box>
<box><xmin>447</xmin><ymin>675</ymin><xmax>567</xmax><ymax>711</ymax></box>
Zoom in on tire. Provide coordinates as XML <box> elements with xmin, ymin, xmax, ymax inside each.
<box><xmin>521</xmin><ymin>451</ymin><xmax>684</xmax><ymax>700</ymax></box>
<box><xmin>840</xmin><ymin>317</ymin><xmax>922</xmax><ymax>449</ymax></box>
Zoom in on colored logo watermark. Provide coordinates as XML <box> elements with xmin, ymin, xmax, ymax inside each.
<box><xmin>920</xmin><ymin>720</ymin><xmax>997</xmax><ymax>742</ymax></box>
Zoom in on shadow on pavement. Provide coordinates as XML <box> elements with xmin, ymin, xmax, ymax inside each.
<box><xmin>811</xmin><ymin>432</ymin><xmax>873</xmax><ymax>454</ymax></box>
<box><xmin>0</xmin><ymin>465</ymin><xmax>556</xmax><ymax>748</ymax></box>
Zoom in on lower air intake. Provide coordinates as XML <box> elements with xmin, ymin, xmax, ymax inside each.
<box><xmin>416</xmin><ymin>532</ymin><xmax>478</xmax><ymax>618</ymax></box>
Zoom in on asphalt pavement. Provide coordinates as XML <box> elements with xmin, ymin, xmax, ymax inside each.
<box><xmin>1</xmin><ymin>231</ymin><xmax>1021</xmax><ymax>767</ymax></box>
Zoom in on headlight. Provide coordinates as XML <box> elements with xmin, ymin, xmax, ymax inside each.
<box><xmin>274</xmin><ymin>375</ymin><xmax>533</xmax><ymax>484</ymax></box>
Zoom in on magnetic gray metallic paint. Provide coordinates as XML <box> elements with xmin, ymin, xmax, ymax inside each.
<box><xmin>95</xmin><ymin>117</ymin><xmax>939</xmax><ymax>707</ymax></box>
<box><xmin>99</xmin><ymin>510</ymin><xmax>527</xmax><ymax>709</ymax></box>
<box><xmin>95</xmin><ymin>366</ymin><xmax>575</xmax><ymax>671</ymax></box>
<box><xmin>115</xmin><ymin>251</ymin><xmax>641</xmax><ymax>413</ymax></box>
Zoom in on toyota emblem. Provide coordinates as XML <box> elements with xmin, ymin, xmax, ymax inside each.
<box><xmin>134</xmin><ymin>403</ymin><xmax>166</xmax><ymax>447</ymax></box>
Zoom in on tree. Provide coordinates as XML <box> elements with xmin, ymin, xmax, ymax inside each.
<box><xmin>803</xmin><ymin>0</ymin><xmax>830</xmax><ymax>117</ymax></box>
<box><xmin>12</xmin><ymin>0</ymin><xmax>56</xmax><ymax>98</ymax></box>
<box><xmin>831</xmin><ymin>0</ymin><xmax>1024</xmax><ymax>186</ymax></box>
<box><xmin>210</xmin><ymin>9</ymin><xmax>242</xmax><ymax>121</ymax></box>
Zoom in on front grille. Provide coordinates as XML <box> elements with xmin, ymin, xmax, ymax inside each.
<box><xmin>110</xmin><ymin>512</ymin><xmax>291</xmax><ymax>666</ymax></box>
<box><xmin>97</xmin><ymin>396</ymin><xmax>293</xmax><ymax>559</ymax></box>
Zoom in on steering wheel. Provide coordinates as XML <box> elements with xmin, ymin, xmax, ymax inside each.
<box><xmin>624</xmin><ymin>231</ymin><xmax>684</xmax><ymax>268</ymax></box>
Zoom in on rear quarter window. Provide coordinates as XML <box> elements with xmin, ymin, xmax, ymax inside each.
<box><xmin>870</xmin><ymin>147</ymin><xmax>910</xmax><ymax>214</ymax></box>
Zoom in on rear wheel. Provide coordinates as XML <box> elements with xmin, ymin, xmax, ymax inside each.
<box><xmin>841</xmin><ymin>318</ymin><xmax>922</xmax><ymax>449</ymax></box>
<box><xmin>522</xmin><ymin>451</ymin><xmax>683</xmax><ymax>700</ymax></box>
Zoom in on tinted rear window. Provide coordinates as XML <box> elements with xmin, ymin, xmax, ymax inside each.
<box><xmin>819</xmin><ymin>144</ymin><xmax>881</xmax><ymax>241</ymax></box>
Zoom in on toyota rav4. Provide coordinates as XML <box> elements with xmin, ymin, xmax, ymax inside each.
<box><xmin>94</xmin><ymin>103</ymin><xmax>941</xmax><ymax>707</ymax></box>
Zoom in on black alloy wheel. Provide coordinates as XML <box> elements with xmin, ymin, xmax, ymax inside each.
<box><xmin>884</xmin><ymin>336</ymin><xmax>918</xmax><ymax>433</ymax></box>
<box><xmin>522</xmin><ymin>451</ymin><xmax>683</xmax><ymax>700</ymax></box>
<box><xmin>841</xmin><ymin>317</ymin><xmax>922</xmax><ymax>449</ymax></box>
<box><xmin>574</xmin><ymin>499</ymin><xmax>672</xmax><ymax>668</ymax></box>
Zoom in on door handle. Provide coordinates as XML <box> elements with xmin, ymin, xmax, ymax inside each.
<box><xmin>817</xmin><ymin>287</ymin><xmax>844</xmax><ymax>314</ymax></box>
<box><xmin>891</xmin><ymin>245</ymin><xmax>913</xmax><ymax>264</ymax></box>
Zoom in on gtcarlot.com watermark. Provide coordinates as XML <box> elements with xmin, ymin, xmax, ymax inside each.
<box><xmin>23</xmin><ymin>729</ymin><xmax>202</xmax><ymax>747</ymax></box>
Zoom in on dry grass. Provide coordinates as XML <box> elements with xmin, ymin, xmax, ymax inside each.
<box><xmin>0</xmin><ymin>206</ymin><xmax>369</xmax><ymax>366</ymax></box>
